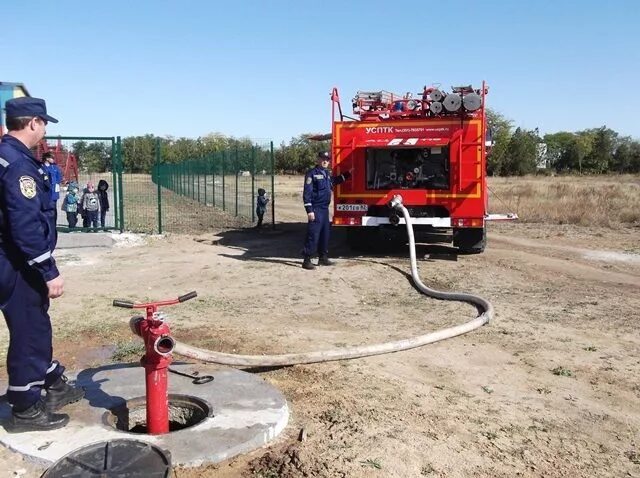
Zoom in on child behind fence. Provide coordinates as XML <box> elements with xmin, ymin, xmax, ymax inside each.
<box><xmin>81</xmin><ymin>182</ymin><xmax>100</xmax><ymax>229</ymax></box>
<box><xmin>62</xmin><ymin>183</ymin><xmax>79</xmax><ymax>229</ymax></box>
<box><xmin>255</xmin><ymin>188</ymin><xmax>269</xmax><ymax>228</ymax></box>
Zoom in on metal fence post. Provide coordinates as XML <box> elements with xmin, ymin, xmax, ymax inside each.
<box><xmin>203</xmin><ymin>155</ymin><xmax>208</xmax><ymax>205</ymax></box>
<box><xmin>180</xmin><ymin>161</ymin><xmax>187</xmax><ymax>196</ymax></box>
<box><xmin>155</xmin><ymin>138</ymin><xmax>163</xmax><ymax>234</ymax></box>
<box><xmin>191</xmin><ymin>160</ymin><xmax>195</xmax><ymax>200</ymax></box>
<box><xmin>111</xmin><ymin>138</ymin><xmax>119</xmax><ymax>230</ymax></box>
<box><xmin>251</xmin><ymin>145</ymin><xmax>256</xmax><ymax>223</ymax></box>
<box><xmin>222</xmin><ymin>151</ymin><xmax>226</xmax><ymax>211</ymax></box>
<box><xmin>197</xmin><ymin>157</ymin><xmax>201</xmax><ymax>203</ymax></box>
<box><xmin>212</xmin><ymin>153</ymin><xmax>216</xmax><ymax>207</ymax></box>
<box><xmin>235</xmin><ymin>146</ymin><xmax>239</xmax><ymax>217</ymax></box>
<box><xmin>117</xmin><ymin>136</ymin><xmax>125</xmax><ymax>232</ymax></box>
<box><xmin>270</xmin><ymin>141</ymin><xmax>275</xmax><ymax>228</ymax></box>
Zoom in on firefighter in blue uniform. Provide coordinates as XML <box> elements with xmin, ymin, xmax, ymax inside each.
<box><xmin>301</xmin><ymin>151</ymin><xmax>352</xmax><ymax>270</ymax></box>
<box><xmin>0</xmin><ymin>97</ymin><xmax>84</xmax><ymax>432</ymax></box>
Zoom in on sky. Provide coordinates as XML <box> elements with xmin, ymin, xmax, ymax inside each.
<box><xmin>2</xmin><ymin>0</ymin><xmax>639</xmax><ymax>143</ymax></box>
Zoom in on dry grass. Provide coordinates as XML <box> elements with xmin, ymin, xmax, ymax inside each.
<box><xmin>122</xmin><ymin>174</ymin><xmax>252</xmax><ymax>233</ymax></box>
<box><xmin>120</xmin><ymin>173</ymin><xmax>640</xmax><ymax>232</ymax></box>
<box><xmin>488</xmin><ymin>175</ymin><xmax>640</xmax><ymax>227</ymax></box>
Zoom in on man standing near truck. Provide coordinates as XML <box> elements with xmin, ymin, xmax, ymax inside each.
<box><xmin>301</xmin><ymin>151</ymin><xmax>352</xmax><ymax>270</ymax></box>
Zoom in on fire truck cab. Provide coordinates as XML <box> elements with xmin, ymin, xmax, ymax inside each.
<box><xmin>330</xmin><ymin>83</ymin><xmax>497</xmax><ymax>253</ymax></box>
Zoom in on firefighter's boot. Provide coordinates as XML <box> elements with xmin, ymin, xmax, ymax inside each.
<box><xmin>45</xmin><ymin>375</ymin><xmax>85</xmax><ymax>412</ymax></box>
<box><xmin>318</xmin><ymin>255</ymin><xmax>335</xmax><ymax>266</ymax></box>
<box><xmin>302</xmin><ymin>256</ymin><xmax>316</xmax><ymax>270</ymax></box>
<box><xmin>10</xmin><ymin>400</ymin><xmax>69</xmax><ymax>432</ymax></box>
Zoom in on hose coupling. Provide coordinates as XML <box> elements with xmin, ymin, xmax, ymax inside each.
<box><xmin>388</xmin><ymin>194</ymin><xmax>404</xmax><ymax>210</ymax></box>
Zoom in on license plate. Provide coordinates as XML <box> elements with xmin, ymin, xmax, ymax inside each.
<box><xmin>336</xmin><ymin>204</ymin><xmax>368</xmax><ymax>212</ymax></box>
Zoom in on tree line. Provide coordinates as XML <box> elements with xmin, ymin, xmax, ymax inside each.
<box><xmin>68</xmin><ymin>112</ymin><xmax>639</xmax><ymax>175</ymax></box>
<box><xmin>486</xmin><ymin>110</ymin><xmax>640</xmax><ymax>175</ymax></box>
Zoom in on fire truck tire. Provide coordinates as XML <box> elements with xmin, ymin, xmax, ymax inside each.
<box><xmin>453</xmin><ymin>227</ymin><xmax>486</xmax><ymax>254</ymax></box>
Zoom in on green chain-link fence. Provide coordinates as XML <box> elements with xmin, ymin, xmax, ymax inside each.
<box><xmin>41</xmin><ymin>136</ymin><xmax>120</xmax><ymax>232</ymax></box>
<box><xmin>127</xmin><ymin>139</ymin><xmax>275</xmax><ymax>234</ymax></box>
<box><xmin>46</xmin><ymin>136</ymin><xmax>274</xmax><ymax>234</ymax></box>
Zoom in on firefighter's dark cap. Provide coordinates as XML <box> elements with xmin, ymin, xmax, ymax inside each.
<box><xmin>318</xmin><ymin>151</ymin><xmax>330</xmax><ymax>160</ymax></box>
<box><xmin>5</xmin><ymin>97</ymin><xmax>58</xmax><ymax>123</ymax></box>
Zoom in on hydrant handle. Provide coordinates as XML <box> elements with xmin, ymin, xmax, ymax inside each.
<box><xmin>178</xmin><ymin>291</ymin><xmax>198</xmax><ymax>302</ymax></box>
<box><xmin>113</xmin><ymin>299</ymin><xmax>134</xmax><ymax>308</ymax></box>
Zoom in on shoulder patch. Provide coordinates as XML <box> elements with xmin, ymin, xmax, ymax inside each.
<box><xmin>19</xmin><ymin>176</ymin><xmax>37</xmax><ymax>199</ymax></box>
<box><xmin>306</xmin><ymin>177</ymin><xmax>312</xmax><ymax>185</ymax></box>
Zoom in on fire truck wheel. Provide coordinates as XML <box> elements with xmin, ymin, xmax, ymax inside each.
<box><xmin>453</xmin><ymin>227</ymin><xmax>486</xmax><ymax>254</ymax></box>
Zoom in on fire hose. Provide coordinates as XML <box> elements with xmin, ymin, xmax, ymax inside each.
<box><xmin>171</xmin><ymin>194</ymin><xmax>493</xmax><ymax>367</ymax></box>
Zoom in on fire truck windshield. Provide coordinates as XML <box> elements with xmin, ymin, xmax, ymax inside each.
<box><xmin>365</xmin><ymin>147</ymin><xmax>450</xmax><ymax>191</ymax></box>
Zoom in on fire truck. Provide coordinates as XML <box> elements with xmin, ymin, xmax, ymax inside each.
<box><xmin>328</xmin><ymin>82</ymin><xmax>513</xmax><ymax>253</ymax></box>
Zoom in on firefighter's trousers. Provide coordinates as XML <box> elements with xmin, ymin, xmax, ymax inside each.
<box><xmin>0</xmin><ymin>257</ymin><xmax>64</xmax><ymax>411</ymax></box>
<box><xmin>302</xmin><ymin>207</ymin><xmax>330</xmax><ymax>257</ymax></box>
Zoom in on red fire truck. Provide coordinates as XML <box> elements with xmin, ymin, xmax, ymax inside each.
<box><xmin>329</xmin><ymin>83</ymin><xmax>512</xmax><ymax>253</ymax></box>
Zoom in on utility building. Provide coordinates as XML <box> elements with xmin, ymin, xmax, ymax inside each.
<box><xmin>0</xmin><ymin>82</ymin><xmax>31</xmax><ymax>135</ymax></box>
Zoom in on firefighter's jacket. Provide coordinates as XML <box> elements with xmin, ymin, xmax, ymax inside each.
<box><xmin>0</xmin><ymin>134</ymin><xmax>59</xmax><ymax>282</ymax></box>
<box><xmin>303</xmin><ymin>165</ymin><xmax>351</xmax><ymax>213</ymax></box>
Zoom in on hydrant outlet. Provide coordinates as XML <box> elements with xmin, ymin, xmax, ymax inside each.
<box><xmin>154</xmin><ymin>336</ymin><xmax>176</xmax><ymax>356</ymax></box>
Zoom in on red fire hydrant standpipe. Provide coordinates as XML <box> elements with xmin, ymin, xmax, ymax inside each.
<box><xmin>113</xmin><ymin>291</ymin><xmax>197</xmax><ymax>435</ymax></box>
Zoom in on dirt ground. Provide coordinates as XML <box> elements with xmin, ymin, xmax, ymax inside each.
<box><xmin>1</xmin><ymin>176</ymin><xmax>639</xmax><ymax>478</ymax></box>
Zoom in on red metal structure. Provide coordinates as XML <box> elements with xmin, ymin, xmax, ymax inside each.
<box><xmin>0</xmin><ymin>82</ymin><xmax>78</xmax><ymax>184</ymax></box>
<box><xmin>329</xmin><ymin>82</ymin><xmax>513</xmax><ymax>253</ymax></box>
<box><xmin>113</xmin><ymin>291</ymin><xmax>197</xmax><ymax>435</ymax></box>
<box><xmin>36</xmin><ymin>139</ymin><xmax>79</xmax><ymax>184</ymax></box>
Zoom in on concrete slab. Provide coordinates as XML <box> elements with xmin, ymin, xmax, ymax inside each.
<box><xmin>56</xmin><ymin>232</ymin><xmax>114</xmax><ymax>249</ymax></box>
<box><xmin>0</xmin><ymin>363</ymin><xmax>289</xmax><ymax>467</ymax></box>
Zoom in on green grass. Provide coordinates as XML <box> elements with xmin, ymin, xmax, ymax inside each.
<box><xmin>111</xmin><ymin>340</ymin><xmax>144</xmax><ymax>361</ymax></box>
<box><xmin>360</xmin><ymin>458</ymin><xmax>382</xmax><ymax>469</ymax></box>
<box><xmin>551</xmin><ymin>366</ymin><xmax>573</xmax><ymax>377</ymax></box>
<box><xmin>421</xmin><ymin>464</ymin><xmax>436</xmax><ymax>475</ymax></box>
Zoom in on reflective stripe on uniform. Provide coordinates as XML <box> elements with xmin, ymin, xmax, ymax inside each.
<box><xmin>304</xmin><ymin>203</ymin><xmax>312</xmax><ymax>207</ymax></box>
<box><xmin>7</xmin><ymin>379</ymin><xmax>46</xmax><ymax>392</ymax></box>
<box><xmin>0</xmin><ymin>157</ymin><xmax>8</xmax><ymax>168</ymax></box>
<box><xmin>27</xmin><ymin>251</ymin><xmax>52</xmax><ymax>265</ymax></box>
<box><xmin>46</xmin><ymin>362</ymin><xmax>58</xmax><ymax>374</ymax></box>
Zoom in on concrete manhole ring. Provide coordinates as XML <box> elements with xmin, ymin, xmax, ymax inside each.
<box><xmin>103</xmin><ymin>394</ymin><xmax>213</xmax><ymax>434</ymax></box>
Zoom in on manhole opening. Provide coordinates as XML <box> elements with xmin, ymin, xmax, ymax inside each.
<box><xmin>104</xmin><ymin>394</ymin><xmax>212</xmax><ymax>434</ymax></box>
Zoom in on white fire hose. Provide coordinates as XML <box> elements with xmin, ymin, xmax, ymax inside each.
<box><xmin>173</xmin><ymin>195</ymin><xmax>493</xmax><ymax>366</ymax></box>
